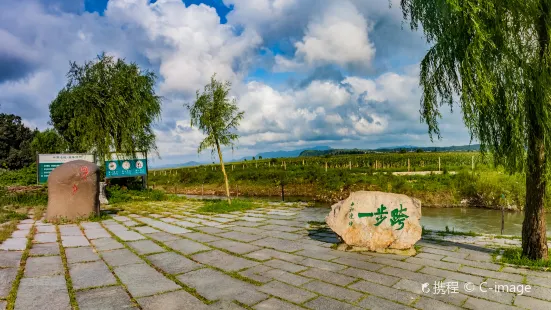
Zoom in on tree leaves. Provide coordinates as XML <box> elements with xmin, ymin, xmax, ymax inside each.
<box><xmin>400</xmin><ymin>0</ymin><xmax>551</xmax><ymax>174</ymax></box>
<box><xmin>186</xmin><ymin>74</ymin><xmax>244</xmax><ymax>155</ymax></box>
<box><xmin>49</xmin><ymin>53</ymin><xmax>162</xmax><ymax>162</ymax></box>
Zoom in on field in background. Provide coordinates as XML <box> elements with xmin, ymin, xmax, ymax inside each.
<box><xmin>148</xmin><ymin>152</ymin><xmax>532</xmax><ymax>209</ymax></box>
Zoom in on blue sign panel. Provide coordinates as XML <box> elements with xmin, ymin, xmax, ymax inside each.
<box><xmin>105</xmin><ymin>153</ymin><xmax>147</xmax><ymax>179</ymax></box>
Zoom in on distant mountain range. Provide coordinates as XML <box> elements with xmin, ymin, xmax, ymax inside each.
<box><xmin>299</xmin><ymin>144</ymin><xmax>480</xmax><ymax>157</ymax></box>
<box><xmin>235</xmin><ymin>146</ymin><xmax>331</xmax><ymax>161</ymax></box>
<box><xmin>152</xmin><ymin>144</ymin><xmax>480</xmax><ymax>169</ymax></box>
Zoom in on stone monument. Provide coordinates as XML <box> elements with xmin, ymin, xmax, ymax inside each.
<box><xmin>46</xmin><ymin>160</ymin><xmax>100</xmax><ymax>221</ymax></box>
<box><xmin>326</xmin><ymin>191</ymin><xmax>422</xmax><ymax>253</ymax></box>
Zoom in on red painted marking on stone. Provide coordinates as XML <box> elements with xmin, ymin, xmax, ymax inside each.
<box><xmin>72</xmin><ymin>184</ymin><xmax>78</xmax><ymax>195</ymax></box>
<box><xmin>80</xmin><ymin>166</ymin><xmax>89</xmax><ymax>180</ymax></box>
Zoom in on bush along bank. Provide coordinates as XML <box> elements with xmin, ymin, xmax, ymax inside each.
<box><xmin>149</xmin><ymin>165</ymin><xmax>532</xmax><ymax>210</ymax></box>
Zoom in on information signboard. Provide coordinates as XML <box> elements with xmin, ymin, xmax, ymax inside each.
<box><xmin>37</xmin><ymin>154</ymin><xmax>95</xmax><ymax>184</ymax></box>
<box><xmin>105</xmin><ymin>153</ymin><xmax>147</xmax><ymax>179</ymax></box>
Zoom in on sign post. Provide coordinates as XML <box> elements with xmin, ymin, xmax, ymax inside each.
<box><xmin>104</xmin><ymin>153</ymin><xmax>148</xmax><ymax>188</ymax></box>
<box><xmin>37</xmin><ymin>154</ymin><xmax>95</xmax><ymax>184</ymax></box>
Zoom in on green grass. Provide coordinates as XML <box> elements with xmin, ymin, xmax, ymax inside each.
<box><xmin>0</xmin><ymin>188</ymin><xmax>47</xmax><ymax>208</ymax></box>
<box><xmin>493</xmin><ymin>247</ymin><xmax>551</xmax><ymax>270</ymax></box>
<box><xmin>106</xmin><ymin>185</ymin><xmax>188</xmax><ymax>204</ymax></box>
<box><xmin>0</xmin><ymin>221</ymin><xmax>19</xmax><ymax>244</ymax></box>
<box><xmin>196</xmin><ymin>199</ymin><xmax>258</xmax><ymax>213</ymax></box>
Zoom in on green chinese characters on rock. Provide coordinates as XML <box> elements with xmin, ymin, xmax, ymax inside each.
<box><xmin>357</xmin><ymin>204</ymin><xmax>409</xmax><ymax>230</ymax></box>
<box><xmin>348</xmin><ymin>202</ymin><xmax>355</xmax><ymax>226</ymax></box>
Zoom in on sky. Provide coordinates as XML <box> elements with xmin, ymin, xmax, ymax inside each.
<box><xmin>0</xmin><ymin>0</ymin><xmax>473</xmax><ymax>167</ymax></box>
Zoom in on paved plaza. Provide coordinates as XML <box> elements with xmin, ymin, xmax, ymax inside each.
<box><xmin>0</xmin><ymin>202</ymin><xmax>550</xmax><ymax>310</ymax></box>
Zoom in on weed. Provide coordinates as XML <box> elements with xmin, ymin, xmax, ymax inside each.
<box><xmin>196</xmin><ymin>199</ymin><xmax>258</xmax><ymax>213</ymax></box>
<box><xmin>493</xmin><ymin>247</ymin><xmax>551</xmax><ymax>270</ymax></box>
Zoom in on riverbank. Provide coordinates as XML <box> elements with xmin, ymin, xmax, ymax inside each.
<box><xmin>150</xmin><ymin>168</ymin><xmax>529</xmax><ymax>210</ymax></box>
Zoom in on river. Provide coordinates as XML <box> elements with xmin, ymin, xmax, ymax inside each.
<box><xmin>181</xmin><ymin>194</ymin><xmax>551</xmax><ymax>236</ymax></box>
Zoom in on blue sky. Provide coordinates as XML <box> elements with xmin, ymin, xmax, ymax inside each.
<box><xmin>0</xmin><ymin>0</ymin><xmax>472</xmax><ymax>166</ymax></box>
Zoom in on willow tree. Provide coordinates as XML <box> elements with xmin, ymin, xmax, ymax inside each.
<box><xmin>399</xmin><ymin>0</ymin><xmax>551</xmax><ymax>259</ymax></box>
<box><xmin>187</xmin><ymin>74</ymin><xmax>244</xmax><ymax>204</ymax></box>
<box><xmin>49</xmin><ymin>53</ymin><xmax>162</xmax><ymax>161</ymax></box>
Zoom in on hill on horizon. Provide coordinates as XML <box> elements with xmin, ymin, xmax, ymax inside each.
<box><xmin>299</xmin><ymin>144</ymin><xmax>480</xmax><ymax>157</ymax></box>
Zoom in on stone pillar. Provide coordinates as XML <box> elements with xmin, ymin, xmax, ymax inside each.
<box><xmin>99</xmin><ymin>182</ymin><xmax>109</xmax><ymax>205</ymax></box>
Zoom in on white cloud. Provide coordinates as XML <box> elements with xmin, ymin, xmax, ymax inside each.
<box><xmin>106</xmin><ymin>0</ymin><xmax>262</xmax><ymax>95</ymax></box>
<box><xmin>274</xmin><ymin>1</ymin><xmax>375</xmax><ymax>72</ymax></box>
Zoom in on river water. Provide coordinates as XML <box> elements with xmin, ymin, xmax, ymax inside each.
<box><xmin>182</xmin><ymin>194</ymin><xmax>551</xmax><ymax>236</ymax></box>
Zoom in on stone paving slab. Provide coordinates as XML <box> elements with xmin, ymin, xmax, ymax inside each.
<box><xmin>5</xmin><ymin>204</ymin><xmax>551</xmax><ymax>310</ymax></box>
<box><xmin>36</xmin><ymin>225</ymin><xmax>56</xmax><ymax>233</ymax></box>
<box><xmin>177</xmin><ymin>268</ymin><xmax>268</xmax><ymax>305</ymax></box>
<box><xmin>65</xmin><ymin>246</ymin><xmax>100</xmax><ymax>264</ymax></box>
<box><xmin>303</xmin><ymin>280</ymin><xmax>363</xmax><ymax>303</ymax></box>
<box><xmin>0</xmin><ymin>251</ymin><xmax>22</xmax><ymax>267</ymax></box>
<box><xmin>147</xmin><ymin>232</ymin><xmax>181</xmax><ymax>242</ymax></box>
<box><xmin>69</xmin><ymin>261</ymin><xmax>117</xmax><ymax>290</ymax></box>
<box><xmin>253</xmin><ymin>297</ymin><xmax>304</xmax><ymax>310</ymax></box>
<box><xmin>61</xmin><ymin>235</ymin><xmax>90</xmax><ymax>247</ymax></box>
<box><xmin>165</xmin><ymin>239</ymin><xmax>211</xmax><ymax>254</ymax></box>
<box><xmin>217</xmin><ymin>231</ymin><xmax>265</xmax><ymax>242</ymax></box>
<box><xmin>305</xmin><ymin>296</ymin><xmax>362</xmax><ymax>310</ymax></box>
<box><xmin>209</xmin><ymin>239</ymin><xmax>261</xmax><ymax>254</ymax></box>
<box><xmin>191</xmin><ymin>250</ymin><xmax>259</xmax><ymax>271</ymax></box>
<box><xmin>109</xmin><ymin>230</ymin><xmax>146</xmax><ymax>241</ymax></box>
<box><xmin>137</xmin><ymin>290</ymin><xmax>209</xmax><ymax>310</ymax></box>
<box><xmin>358</xmin><ymin>295</ymin><xmax>414</xmax><ymax>310</ymax></box>
<box><xmin>138</xmin><ymin>218</ymin><xmax>191</xmax><ymax>234</ymax></box>
<box><xmin>15</xmin><ymin>275</ymin><xmax>70</xmax><ymax>310</ymax></box>
<box><xmin>114</xmin><ymin>263</ymin><xmax>180</xmax><ymax>297</ymax></box>
<box><xmin>134</xmin><ymin>226</ymin><xmax>159</xmax><ymax>234</ymax></box>
<box><xmin>264</xmin><ymin>259</ymin><xmax>307</xmax><ymax>273</ymax></box>
<box><xmin>84</xmin><ymin>228</ymin><xmax>111</xmax><ymax>239</ymax></box>
<box><xmin>59</xmin><ymin>225</ymin><xmax>82</xmax><ymax>236</ymax></box>
<box><xmin>147</xmin><ymin>252</ymin><xmax>203</xmax><ymax>274</ymax></box>
<box><xmin>0</xmin><ymin>268</ymin><xmax>18</xmax><ymax>297</ymax></box>
<box><xmin>24</xmin><ymin>256</ymin><xmax>63</xmax><ymax>277</ymax></box>
<box><xmin>76</xmin><ymin>286</ymin><xmax>137</xmax><ymax>310</ymax></box>
<box><xmin>0</xmin><ymin>238</ymin><xmax>27</xmax><ymax>251</ymax></box>
<box><xmin>184</xmin><ymin>232</ymin><xmax>222</xmax><ymax>243</ymax></box>
<box><xmin>258</xmin><ymin>280</ymin><xmax>317</xmax><ymax>304</ymax></box>
<box><xmin>102</xmin><ymin>249</ymin><xmax>143</xmax><ymax>267</ymax></box>
<box><xmin>11</xmin><ymin>230</ymin><xmax>30</xmax><ymax>238</ymax></box>
<box><xmin>91</xmin><ymin>238</ymin><xmax>124</xmax><ymax>251</ymax></box>
<box><xmin>300</xmin><ymin>267</ymin><xmax>357</xmax><ymax>286</ymax></box>
<box><xmin>127</xmin><ymin>240</ymin><xmax>166</xmax><ymax>255</ymax></box>
<box><xmin>34</xmin><ymin>233</ymin><xmax>57</xmax><ymax>243</ymax></box>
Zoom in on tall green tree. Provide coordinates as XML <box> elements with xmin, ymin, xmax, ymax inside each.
<box><xmin>49</xmin><ymin>53</ymin><xmax>162</xmax><ymax>161</ymax></box>
<box><xmin>187</xmin><ymin>74</ymin><xmax>244</xmax><ymax>204</ymax></box>
<box><xmin>399</xmin><ymin>0</ymin><xmax>551</xmax><ymax>259</ymax></box>
<box><xmin>0</xmin><ymin>114</ymin><xmax>36</xmax><ymax>170</ymax></box>
<box><xmin>31</xmin><ymin>129</ymin><xmax>68</xmax><ymax>154</ymax></box>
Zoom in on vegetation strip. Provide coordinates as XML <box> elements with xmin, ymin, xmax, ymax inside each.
<box><xmin>6</xmin><ymin>223</ymin><xmax>35</xmax><ymax>310</ymax></box>
<box><xmin>77</xmin><ymin>224</ymin><xmax>142</xmax><ymax>309</ymax></box>
<box><xmin>56</xmin><ymin>226</ymin><xmax>79</xmax><ymax>310</ymax></box>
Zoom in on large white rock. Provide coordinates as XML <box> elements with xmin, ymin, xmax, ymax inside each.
<box><xmin>326</xmin><ymin>191</ymin><xmax>422</xmax><ymax>251</ymax></box>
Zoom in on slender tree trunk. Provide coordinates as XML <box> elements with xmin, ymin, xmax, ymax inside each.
<box><xmin>522</xmin><ymin>0</ymin><xmax>549</xmax><ymax>260</ymax></box>
<box><xmin>215</xmin><ymin>140</ymin><xmax>231</xmax><ymax>204</ymax></box>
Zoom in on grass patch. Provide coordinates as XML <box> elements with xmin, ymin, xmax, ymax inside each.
<box><xmin>493</xmin><ymin>247</ymin><xmax>551</xmax><ymax>270</ymax></box>
<box><xmin>6</xmin><ymin>224</ymin><xmax>35</xmax><ymax>310</ymax></box>
<box><xmin>56</xmin><ymin>226</ymin><xmax>79</xmax><ymax>309</ymax></box>
<box><xmin>424</xmin><ymin>225</ymin><xmax>480</xmax><ymax>237</ymax></box>
<box><xmin>0</xmin><ymin>221</ymin><xmax>19</xmax><ymax>244</ymax></box>
<box><xmin>106</xmin><ymin>185</ymin><xmax>188</xmax><ymax>204</ymax></box>
<box><xmin>196</xmin><ymin>199</ymin><xmax>258</xmax><ymax>213</ymax></box>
